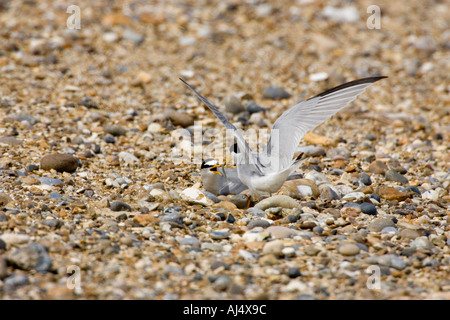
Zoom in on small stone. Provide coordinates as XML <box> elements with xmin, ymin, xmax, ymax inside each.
<box><xmin>3</xmin><ymin>274</ymin><xmax>30</xmax><ymax>291</ymax></box>
<box><xmin>7</xmin><ymin>243</ymin><xmax>52</xmax><ymax>272</ymax></box>
<box><xmin>210</xmin><ymin>231</ymin><xmax>229</xmax><ymax>240</ymax></box>
<box><xmin>255</xmin><ymin>195</ymin><xmax>300</xmax><ymax>210</ymax></box>
<box><xmin>181</xmin><ymin>188</ymin><xmax>214</xmax><ymax>206</ymax></box>
<box><xmin>224</xmin><ymin>96</ymin><xmax>245</xmax><ymax>114</ymax></box>
<box><xmin>385</xmin><ymin>169</ymin><xmax>409</xmax><ymax>184</ymax></box>
<box><xmin>359</xmin><ymin>173</ymin><xmax>372</xmax><ymax>186</ymax></box>
<box><xmin>165</xmin><ymin>109</ymin><xmax>194</xmax><ymax>128</ymax></box>
<box><xmin>226</xmin><ymin>213</ymin><xmax>235</xmax><ymax>224</ymax></box>
<box><xmin>0</xmin><ymin>137</ymin><xmax>22</xmax><ymax>146</ymax></box>
<box><xmin>410</xmin><ymin>236</ymin><xmax>433</xmax><ymax>250</ymax></box>
<box><xmin>262</xmin><ymin>240</ymin><xmax>284</xmax><ymax>257</ymax></box>
<box><xmin>322</xmin><ymin>6</ymin><xmax>360</xmax><ymax>23</ymax></box>
<box><xmin>320</xmin><ymin>185</ymin><xmax>340</xmax><ymax>201</ymax></box>
<box><xmin>368</xmin><ymin>216</ymin><xmax>396</xmax><ymax>232</ymax></box>
<box><xmin>246</xmin><ymin>207</ymin><xmax>266</xmax><ymax>217</ymax></box>
<box><xmin>19</xmin><ymin>175</ymin><xmax>41</xmax><ymax>185</ymax></box>
<box><xmin>229</xmin><ymin>194</ymin><xmax>250</xmax><ymax>209</ymax></box>
<box><xmin>40</xmin><ymin>154</ymin><xmax>79</xmax><ymax>173</ymax></box>
<box><xmin>296</xmin><ymin>146</ymin><xmax>326</xmax><ymax>157</ymax></box>
<box><xmin>122</xmin><ymin>29</ymin><xmax>145</xmax><ymax>45</ymax></box>
<box><xmin>266</xmin><ymin>226</ymin><xmax>296</xmax><ymax>239</ymax></box>
<box><xmin>103</xmin><ymin>124</ymin><xmax>127</xmax><ymax>136</ymax></box>
<box><xmin>38</xmin><ymin>177</ymin><xmax>64</xmax><ymax>186</ymax></box>
<box><xmin>288</xmin><ymin>267</ymin><xmax>302</xmax><ymax>278</ymax></box>
<box><xmin>247</xmin><ymin>219</ymin><xmax>270</xmax><ymax>229</ymax></box>
<box><xmin>211</xmin><ymin>260</ymin><xmax>230</xmax><ymax>271</ymax></box>
<box><xmin>339</xmin><ymin>243</ymin><xmax>360</xmax><ymax>256</ymax></box>
<box><xmin>421</xmin><ymin>190</ymin><xmax>439</xmax><ymax>201</ymax></box>
<box><xmin>304</xmin><ymin>245</ymin><xmax>320</xmax><ymax>256</ymax></box>
<box><xmin>400</xmin><ymin>229</ymin><xmax>421</xmax><ymax>240</ymax></box>
<box><xmin>360</xmin><ymin>202</ymin><xmax>377</xmax><ymax>215</ymax></box>
<box><xmin>309</xmin><ymin>72</ymin><xmax>329</xmax><ymax>82</ymax></box>
<box><xmin>369</xmin><ymin>160</ymin><xmax>388</xmax><ymax>175</ymax></box>
<box><xmin>262</xmin><ymin>87</ymin><xmax>291</xmax><ymax>100</ymax></box>
<box><xmin>118</xmin><ymin>151</ymin><xmax>140</xmax><ymax>164</ymax></box>
<box><xmin>0</xmin><ymin>193</ymin><xmax>13</xmax><ymax>206</ymax></box>
<box><xmin>0</xmin><ymin>233</ymin><xmax>30</xmax><ymax>246</ymax></box>
<box><xmin>377</xmin><ymin>186</ymin><xmax>409</xmax><ymax>201</ymax></box>
<box><xmin>245</xmin><ymin>101</ymin><xmax>266</xmax><ymax>114</ymax></box>
<box><xmin>327</xmin><ymin>147</ymin><xmax>351</xmax><ymax>160</ymax></box>
<box><xmin>110</xmin><ymin>201</ymin><xmax>132</xmax><ymax>212</ymax></box>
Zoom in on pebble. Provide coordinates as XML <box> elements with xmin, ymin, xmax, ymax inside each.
<box><xmin>368</xmin><ymin>216</ymin><xmax>396</xmax><ymax>232</ymax></box>
<box><xmin>342</xmin><ymin>192</ymin><xmax>366</xmax><ymax>201</ymax></box>
<box><xmin>103</xmin><ymin>124</ymin><xmax>127</xmax><ymax>136</ymax></box>
<box><xmin>7</xmin><ymin>243</ymin><xmax>52</xmax><ymax>272</ymax></box>
<box><xmin>247</xmin><ymin>219</ymin><xmax>270</xmax><ymax>229</ymax></box>
<box><xmin>0</xmin><ymin>193</ymin><xmax>13</xmax><ymax>206</ymax></box>
<box><xmin>385</xmin><ymin>169</ymin><xmax>409</xmax><ymax>184</ymax></box>
<box><xmin>165</xmin><ymin>109</ymin><xmax>194</xmax><ymax>128</ymax></box>
<box><xmin>296</xmin><ymin>146</ymin><xmax>326</xmax><ymax>157</ymax></box>
<box><xmin>377</xmin><ymin>186</ymin><xmax>409</xmax><ymax>201</ymax></box>
<box><xmin>0</xmin><ymin>137</ymin><xmax>23</xmax><ymax>146</ymax></box>
<box><xmin>421</xmin><ymin>190</ymin><xmax>439</xmax><ymax>201</ymax></box>
<box><xmin>224</xmin><ymin>96</ymin><xmax>245</xmax><ymax>114</ymax></box>
<box><xmin>122</xmin><ymin>29</ymin><xmax>145</xmax><ymax>45</ymax></box>
<box><xmin>371</xmin><ymin>254</ymin><xmax>407</xmax><ymax>270</ymax></box>
<box><xmin>369</xmin><ymin>160</ymin><xmax>388</xmax><ymax>175</ymax></box>
<box><xmin>309</xmin><ymin>72</ymin><xmax>329</xmax><ymax>82</ymax></box>
<box><xmin>359</xmin><ymin>173</ymin><xmax>372</xmax><ymax>186</ymax></box>
<box><xmin>262</xmin><ymin>240</ymin><xmax>284</xmax><ymax>257</ymax></box>
<box><xmin>0</xmin><ymin>233</ymin><xmax>30</xmax><ymax>246</ymax></box>
<box><xmin>246</xmin><ymin>207</ymin><xmax>266</xmax><ymax>217</ymax></box>
<box><xmin>210</xmin><ymin>231</ymin><xmax>229</xmax><ymax>240</ymax></box>
<box><xmin>255</xmin><ymin>195</ymin><xmax>300</xmax><ymax>210</ymax></box>
<box><xmin>360</xmin><ymin>202</ymin><xmax>377</xmax><ymax>215</ymax></box>
<box><xmin>40</xmin><ymin>154</ymin><xmax>79</xmax><ymax>173</ymax></box>
<box><xmin>266</xmin><ymin>226</ymin><xmax>296</xmax><ymax>239</ymax></box>
<box><xmin>288</xmin><ymin>267</ymin><xmax>302</xmax><ymax>278</ymax></box>
<box><xmin>110</xmin><ymin>201</ymin><xmax>132</xmax><ymax>212</ymax></box>
<box><xmin>327</xmin><ymin>147</ymin><xmax>351</xmax><ymax>160</ymax></box>
<box><xmin>320</xmin><ymin>185</ymin><xmax>340</xmax><ymax>201</ymax></box>
<box><xmin>229</xmin><ymin>194</ymin><xmax>250</xmax><ymax>209</ymax></box>
<box><xmin>262</xmin><ymin>87</ymin><xmax>291</xmax><ymax>100</ymax></box>
<box><xmin>201</xmin><ymin>243</ymin><xmax>223</xmax><ymax>251</ymax></box>
<box><xmin>181</xmin><ymin>188</ymin><xmax>214</xmax><ymax>206</ymax></box>
<box><xmin>338</xmin><ymin>243</ymin><xmax>360</xmax><ymax>256</ymax></box>
<box><xmin>245</xmin><ymin>101</ymin><xmax>266</xmax><ymax>114</ymax></box>
<box><xmin>304</xmin><ymin>171</ymin><xmax>330</xmax><ymax>186</ymax></box>
<box><xmin>410</xmin><ymin>236</ymin><xmax>433</xmax><ymax>250</ymax></box>
<box><xmin>400</xmin><ymin>229</ymin><xmax>421</xmax><ymax>240</ymax></box>
<box><xmin>118</xmin><ymin>151</ymin><xmax>140</xmax><ymax>164</ymax></box>
<box><xmin>38</xmin><ymin>177</ymin><xmax>64</xmax><ymax>186</ymax></box>
<box><xmin>3</xmin><ymin>274</ymin><xmax>30</xmax><ymax>292</ymax></box>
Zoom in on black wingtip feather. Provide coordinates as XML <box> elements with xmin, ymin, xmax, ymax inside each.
<box><xmin>310</xmin><ymin>76</ymin><xmax>387</xmax><ymax>100</ymax></box>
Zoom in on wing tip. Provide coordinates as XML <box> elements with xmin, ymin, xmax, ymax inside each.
<box><xmin>312</xmin><ymin>75</ymin><xmax>388</xmax><ymax>99</ymax></box>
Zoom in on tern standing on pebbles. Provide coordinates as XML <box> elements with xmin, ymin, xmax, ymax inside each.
<box><xmin>181</xmin><ymin>76</ymin><xmax>387</xmax><ymax>201</ymax></box>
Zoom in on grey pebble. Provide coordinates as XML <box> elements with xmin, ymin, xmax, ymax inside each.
<box><xmin>210</xmin><ymin>231</ymin><xmax>229</xmax><ymax>240</ymax></box>
<box><xmin>103</xmin><ymin>124</ymin><xmax>127</xmax><ymax>136</ymax></box>
<box><xmin>368</xmin><ymin>216</ymin><xmax>396</xmax><ymax>232</ymax></box>
<box><xmin>385</xmin><ymin>169</ymin><xmax>409</xmax><ymax>184</ymax></box>
<box><xmin>247</xmin><ymin>219</ymin><xmax>270</xmax><ymax>229</ymax></box>
<box><xmin>262</xmin><ymin>87</ymin><xmax>291</xmax><ymax>100</ymax></box>
<box><xmin>7</xmin><ymin>243</ymin><xmax>52</xmax><ymax>272</ymax></box>
<box><xmin>229</xmin><ymin>194</ymin><xmax>249</xmax><ymax>209</ymax></box>
<box><xmin>203</xmin><ymin>191</ymin><xmax>219</xmax><ymax>203</ymax></box>
<box><xmin>122</xmin><ymin>29</ymin><xmax>145</xmax><ymax>45</ymax></box>
<box><xmin>245</xmin><ymin>101</ymin><xmax>266</xmax><ymax>114</ymax></box>
<box><xmin>102</xmin><ymin>135</ymin><xmax>115</xmax><ymax>143</ymax></box>
<box><xmin>288</xmin><ymin>267</ymin><xmax>302</xmax><ymax>278</ymax></box>
<box><xmin>110</xmin><ymin>201</ymin><xmax>132</xmax><ymax>212</ymax></box>
<box><xmin>211</xmin><ymin>260</ymin><xmax>230</xmax><ymax>271</ymax></box>
<box><xmin>38</xmin><ymin>177</ymin><xmax>64</xmax><ymax>186</ymax></box>
<box><xmin>224</xmin><ymin>96</ymin><xmax>245</xmax><ymax>114</ymax></box>
<box><xmin>160</xmin><ymin>212</ymin><xmax>184</xmax><ymax>225</ymax></box>
<box><xmin>360</xmin><ymin>202</ymin><xmax>377</xmax><ymax>215</ymax></box>
<box><xmin>3</xmin><ymin>274</ymin><xmax>30</xmax><ymax>292</ymax></box>
<box><xmin>359</xmin><ymin>172</ymin><xmax>372</xmax><ymax>186</ymax></box>
<box><xmin>246</xmin><ymin>207</ymin><xmax>266</xmax><ymax>217</ymax></box>
<box><xmin>226</xmin><ymin>213</ymin><xmax>235</xmax><ymax>224</ymax></box>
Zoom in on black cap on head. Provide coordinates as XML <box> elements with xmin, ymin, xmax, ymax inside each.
<box><xmin>201</xmin><ymin>159</ymin><xmax>218</xmax><ymax>169</ymax></box>
<box><xmin>229</xmin><ymin>143</ymin><xmax>239</xmax><ymax>154</ymax></box>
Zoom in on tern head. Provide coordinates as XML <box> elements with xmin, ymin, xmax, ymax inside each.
<box><xmin>201</xmin><ymin>159</ymin><xmax>222</xmax><ymax>176</ymax></box>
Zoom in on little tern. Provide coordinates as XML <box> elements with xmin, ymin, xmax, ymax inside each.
<box><xmin>181</xmin><ymin>76</ymin><xmax>386</xmax><ymax>199</ymax></box>
<box><xmin>200</xmin><ymin>158</ymin><xmax>248</xmax><ymax>196</ymax></box>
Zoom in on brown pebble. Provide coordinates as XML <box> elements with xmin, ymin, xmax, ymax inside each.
<box><xmin>40</xmin><ymin>154</ymin><xmax>79</xmax><ymax>173</ymax></box>
<box><xmin>369</xmin><ymin>160</ymin><xmax>388</xmax><ymax>174</ymax></box>
<box><xmin>377</xmin><ymin>186</ymin><xmax>408</xmax><ymax>201</ymax></box>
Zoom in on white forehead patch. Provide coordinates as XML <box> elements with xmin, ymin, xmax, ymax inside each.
<box><xmin>204</xmin><ymin>159</ymin><xmax>219</xmax><ymax>167</ymax></box>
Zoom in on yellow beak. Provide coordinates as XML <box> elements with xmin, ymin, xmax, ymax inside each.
<box><xmin>210</xmin><ymin>164</ymin><xmax>222</xmax><ymax>176</ymax></box>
